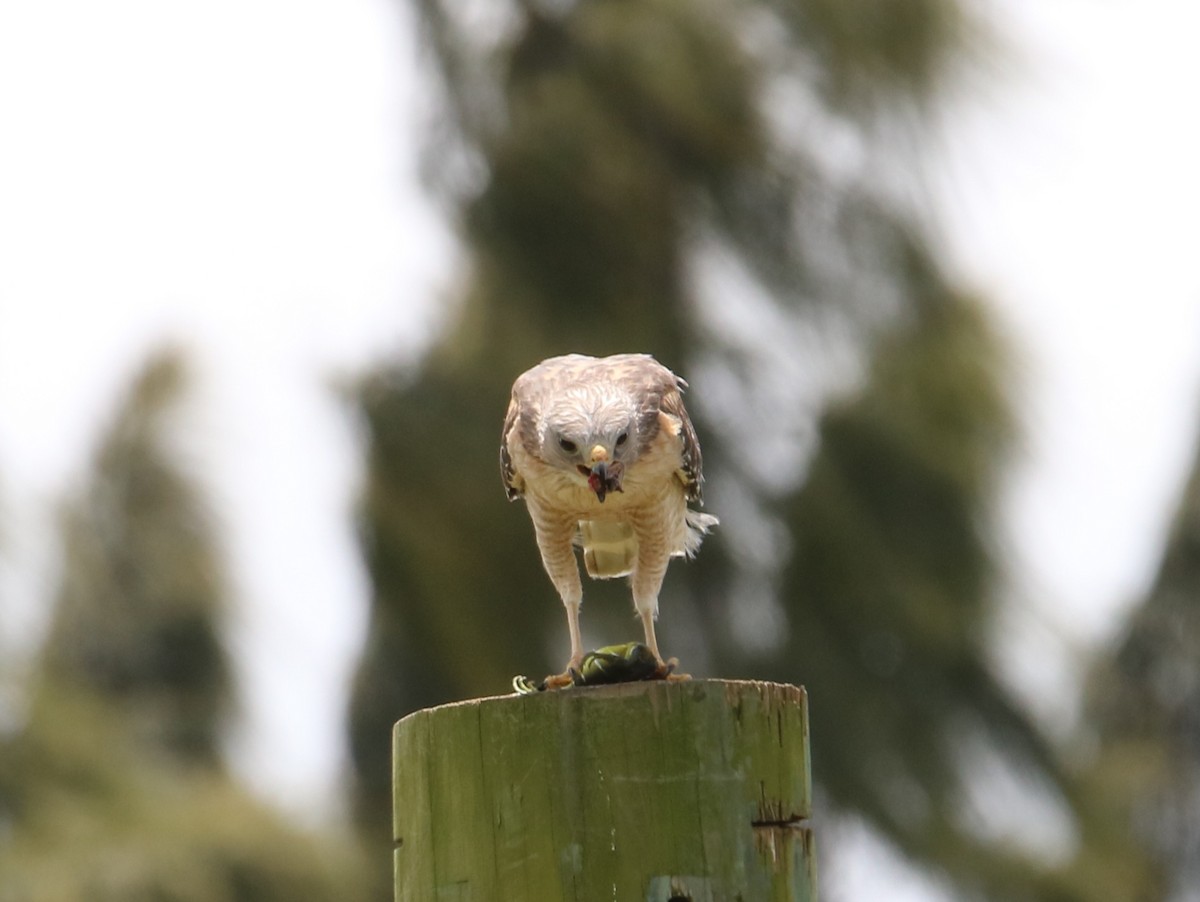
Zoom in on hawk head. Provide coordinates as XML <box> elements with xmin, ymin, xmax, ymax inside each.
<box><xmin>540</xmin><ymin>387</ymin><xmax>640</xmax><ymax>503</ymax></box>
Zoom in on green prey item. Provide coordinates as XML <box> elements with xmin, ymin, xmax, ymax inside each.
<box><xmin>512</xmin><ymin>642</ymin><xmax>672</xmax><ymax>694</ymax></box>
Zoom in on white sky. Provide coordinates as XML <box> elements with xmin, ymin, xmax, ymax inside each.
<box><xmin>939</xmin><ymin>0</ymin><xmax>1200</xmax><ymax>732</ymax></box>
<box><xmin>0</xmin><ymin>0</ymin><xmax>454</xmax><ymax>817</ymax></box>
<box><xmin>2</xmin><ymin>0</ymin><xmax>1199</xmax><ymax>892</ymax></box>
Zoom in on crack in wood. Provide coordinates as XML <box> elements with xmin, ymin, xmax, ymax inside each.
<box><xmin>750</xmin><ymin>815</ymin><xmax>809</xmax><ymax>829</ymax></box>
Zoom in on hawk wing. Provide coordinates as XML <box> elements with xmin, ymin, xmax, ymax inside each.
<box><xmin>499</xmin><ymin>394</ymin><xmax>523</xmax><ymax>500</ymax></box>
<box><xmin>661</xmin><ymin>378</ymin><xmax>705</xmax><ymax>504</ymax></box>
<box><xmin>500</xmin><ymin>363</ymin><xmax>551</xmax><ymax>500</ymax></box>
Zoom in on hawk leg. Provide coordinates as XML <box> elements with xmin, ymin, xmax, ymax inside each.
<box><xmin>531</xmin><ymin>511</ymin><xmax>586</xmax><ymax>685</ymax></box>
<box><xmin>565</xmin><ymin>598</ymin><xmax>584</xmax><ymax>669</ymax></box>
<box><xmin>630</xmin><ymin>516</ymin><xmax>673</xmax><ymax>671</ymax></box>
<box><xmin>638</xmin><ymin>607</ymin><xmax>663</xmax><ymax>664</ymax></box>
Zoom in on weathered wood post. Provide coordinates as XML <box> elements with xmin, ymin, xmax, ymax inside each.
<box><xmin>393</xmin><ymin>679</ymin><xmax>815</xmax><ymax>901</ymax></box>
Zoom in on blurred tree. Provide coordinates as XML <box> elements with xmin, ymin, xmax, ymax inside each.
<box><xmin>0</xmin><ymin>349</ymin><xmax>371</xmax><ymax>901</ymax></box>
<box><xmin>350</xmin><ymin>0</ymin><xmax>1108</xmax><ymax>896</ymax></box>
<box><xmin>767</xmin><ymin>286</ymin><xmax>1090</xmax><ymax>897</ymax></box>
<box><xmin>0</xmin><ymin>681</ymin><xmax>367</xmax><ymax>902</ymax></box>
<box><xmin>40</xmin><ymin>350</ymin><xmax>229</xmax><ymax>766</ymax></box>
<box><xmin>1075</xmin><ymin>431</ymin><xmax>1200</xmax><ymax>900</ymax></box>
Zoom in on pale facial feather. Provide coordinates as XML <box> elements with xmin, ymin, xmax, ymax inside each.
<box><xmin>539</xmin><ymin>386</ymin><xmax>639</xmax><ymax>474</ymax></box>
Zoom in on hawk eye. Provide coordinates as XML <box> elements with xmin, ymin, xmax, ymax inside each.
<box><xmin>558</xmin><ymin>437</ymin><xmax>578</xmax><ymax>454</ymax></box>
<box><xmin>615</xmin><ymin>432</ymin><xmax>629</xmax><ymax>447</ymax></box>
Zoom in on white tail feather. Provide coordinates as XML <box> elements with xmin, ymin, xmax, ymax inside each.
<box><xmin>577</xmin><ymin>509</ymin><xmax>718</xmax><ymax>579</ymax></box>
<box><xmin>578</xmin><ymin>520</ymin><xmax>637</xmax><ymax>579</ymax></box>
<box><xmin>683</xmin><ymin>509</ymin><xmax>719</xmax><ymax>557</ymax></box>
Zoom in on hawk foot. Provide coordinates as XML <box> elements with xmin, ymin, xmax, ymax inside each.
<box><xmin>657</xmin><ymin>657</ymin><xmax>691</xmax><ymax>682</ymax></box>
<box><xmin>511</xmin><ymin>669</ymin><xmax>575</xmax><ymax>694</ymax></box>
<box><xmin>512</xmin><ymin>670</ymin><xmax>572</xmax><ymax>694</ymax></box>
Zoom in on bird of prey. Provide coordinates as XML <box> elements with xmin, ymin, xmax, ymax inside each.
<box><xmin>501</xmin><ymin>353</ymin><xmax>718</xmax><ymax>687</ymax></box>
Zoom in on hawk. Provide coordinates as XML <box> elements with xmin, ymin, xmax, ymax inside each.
<box><xmin>501</xmin><ymin>353</ymin><xmax>718</xmax><ymax>686</ymax></box>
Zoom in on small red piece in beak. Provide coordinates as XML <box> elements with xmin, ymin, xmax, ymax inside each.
<box><xmin>588</xmin><ymin>467</ymin><xmax>607</xmax><ymax>502</ymax></box>
<box><xmin>585</xmin><ymin>460</ymin><xmax>623</xmax><ymax>503</ymax></box>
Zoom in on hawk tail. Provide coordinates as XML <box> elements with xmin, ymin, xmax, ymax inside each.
<box><xmin>578</xmin><ymin>520</ymin><xmax>637</xmax><ymax>579</ymax></box>
<box><xmin>683</xmin><ymin>509</ymin><xmax>719</xmax><ymax>557</ymax></box>
<box><xmin>578</xmin><ymin>511</ymin><xmax>718</xmax><ymax>579</ymax></box>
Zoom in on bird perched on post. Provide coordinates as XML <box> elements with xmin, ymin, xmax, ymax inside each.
<box><xmin>501</xmin><ymin>353</ymin><xmax>718</xmax><ymax>688</ymax></box>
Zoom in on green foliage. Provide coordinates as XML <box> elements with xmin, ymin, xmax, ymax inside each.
<box><xmin>1073</xmin><ymin>434</ymin><xmax>1200</xmax><ymax>899</ymax></box>
<box><xmin>773</xmin><ymin>0</ymin><xmax>976</xmax><ymax>111</ymax></box>
<box><xmin>765</xmin><ymin>290</ymin><xmax>1075</xmax><ymax>896</ymax></box>
<box><xmin>0</xmin><ymin>681</ymin><xmax>368</xmax><ymax>902</ymax></box>
<box><xmin>0</xmin><ymin>349</ymin><xmax>373</xmax><ymax>902</ymax></box>
<box><xmin>41</xmin><ymin>351</ymin><xmax>229</xmax><ymax>766</ymax></box>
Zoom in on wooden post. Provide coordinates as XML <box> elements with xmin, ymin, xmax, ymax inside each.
<box><xmin>393</xmin><ymin>679</ymin><xmax>815</xmax><ymax>901</ymax></box>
